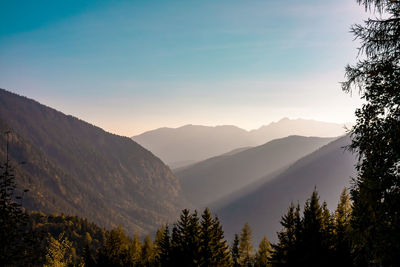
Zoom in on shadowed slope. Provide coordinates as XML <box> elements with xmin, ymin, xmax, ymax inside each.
<box><xmin>0</xmin><ymin>88</ymin><xmax>186</xmax><ymax>235</ymax></box>
<box><xmin>175</xmin><ymin>136</ymin><xmax>336</xmax><ymax>207</ymax></box>
<box><xmin>216</xmin><ymin>136</ymin><xmax>356</xmax><ymax>244</ymax></box>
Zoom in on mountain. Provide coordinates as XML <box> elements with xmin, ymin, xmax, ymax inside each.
<box><xmin>132</xmin><ymin>119</ymin><xmax>349</xmax><ymax>168</ymax></box>
<box><xmin>175</xmin><ymin>136</ymin><xmax>337</xmax><ymax>207</ymax></box>
<box><xmin>0</xmin><ymin>88</ymin><xmax>187</xmax><ymax>235</ymax></box>
<box><xmin>132</xmin><ymin>125</ymin><xmax>251</xmax><ymax>169</ymax></box>
<box><xmin>214</xmin><ymin>136</ymin><xmax>356</xmax><ymax>244</ymax></box>
<box><xmin>249</xmin><ymin>117</ymin><xmax>350</xmax><ymax>143</ymax></box>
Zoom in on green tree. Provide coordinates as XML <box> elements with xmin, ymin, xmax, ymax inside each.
<box><xmin>298</xmin><ymin>189</ymin><xmax>326</xmax><ymax>266</ymax></box>
<box><xmin>239</xmin><ymin>222</ymin><xmax>254</xmax><ymax>267</ymax></box>
<box><xmin>170</xmin><ymin>209</ymin><xmax>201</xmax><ymax>266</ymax></box>
<box><xmin>154</xmin><ymin>224</ymin><xmax>171</xmax><ymax>267</ymax></box>
<box><xmin>199</xmin><ymin>208</ymin><xmax>214</xmax><ymax>265</ymax></box>
<box><xmin>210</xmin><ymin>215</ymin><xmax>231</xmax><ymax>266</ymax></box>
<box><xmin>321</xmin><ymin>201</ymin><xmax>335</xmax><ymax>253</ymax></box>
<box><xmin>231</xmin><ymin>234</ymin><xmax>240</xmax><ymax>267</ymax></box>
<box><xmin>198</xmin><ymin>208</ymin><xmax>230</xmax><ymax>266</ymax></box>
<box><xmin>271</xmin><ymin>202</ymin><xmax>301</xmax><ymax>266</ymax></box>
<box><xmin>141</xmin><ymin>235</ymin><xmax>154</xmax><ymax>266</ymax></box>
<box><xmin>334</xmin><ymin>188</ymin><xmax>353</xmax><ymax>267</ymax></box>
<box><xmin>342</xmin><ymin>0</ymin><xmax>400</xmax><ymax>265</ymax></box>
<box><xmin>254</xmin><ymin>236</ymin><xmax>272</xmax><ymax>267</ymax></box>
<box><xmin>97</xmin><ymin>226</ymin><xmax>139</xmax><ymax>267</ymax></box>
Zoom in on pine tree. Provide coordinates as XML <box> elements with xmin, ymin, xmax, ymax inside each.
<box><xmin>231</xmin><ymin>234</ymin><xmax>240</xmax><ymax>267</ymax></box>
<box><xmin>342</xmin><ymin>0</ymin><xmax>400</xmax><ymax>265</ymax></box>
<box><xmin>239</xmin><ymin>222</ymin><xmax>254</xmax><ymax>267</ymax></box>
<box><xmin>154</xmin><ymin>224</ymin><xmax>171</xmax><ymax>267</ymax></box>
<box><xmin>169</xmin><ymin>209</ymin><xmax>200</xmax><ymax>266</ymax></box>
<box><xmin>128</xmin><ymin>234</ymin><xmax>142</xmax><ymax>265</ymax></box>
<box><xmin>299</xmin><ymin>189</ymin><xmax>324</xmax><ymax>266</ymax></box>
<box><xmin>210</xmin><ymin>215</ymin><xmax>231</xmax><ymax>266</ymax></box>
<box><xmin>199</xmin><ymin>208</ymin><xmax>214</xmax><ymax>266</ymax></box>
<box><xmin>97</xmin><ymin>226</ymin><xmax>139</xmax><ymax>267</ymax></box>
<box><xmin>320</xmin><ymin>201</ymin><xmax>335</xmax><ymax>264</ymax></box>
<box><xmin>141</xmin><ymin>235</ymin><xmax>154</xmax><ymax>266</ymax></box>
<box><xmin>271</xmin><ymin>202</ymin><xmax>301</xmax><ymax>266</ymax></box>
<box><xmin>334</xmin><ymin>188</ymin><xmax>353</xmax><ymax>267</ymax></box>
<box><xmin>254</xmin><ymin>236</ymin><xmax>272</xmax><ymax>267</ymax></box>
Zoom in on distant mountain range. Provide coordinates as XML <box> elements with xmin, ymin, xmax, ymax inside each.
<box><xmin>132</xmin><ymin>119</ymin><xmax>350</xmax><ymax>168</ymax></box>
<box><xmin>175</xmin><ymin>136</ymin><xmax>337</xmax><ymax>207</ymax></box>
<box><xmin>214</xmin><ymin>136</ymin><xmax>356</xmax><ymax>243</ymax></box>
<box><xmin>0</xmin><ymin>89</ymin><xmax>187</xmax><ymax>235</ymax></box>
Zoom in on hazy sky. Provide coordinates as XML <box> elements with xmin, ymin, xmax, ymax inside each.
<box><xmin>0</xmin><ymin>0</ymin><xmax>369</xmax><ymax>136</ymax></box>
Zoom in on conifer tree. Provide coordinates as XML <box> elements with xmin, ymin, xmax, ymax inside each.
<box><xmin>210</xmin><ymin>215</ymin><xmax>231</xmax><ymax>266</ymax></box>
<box><xmin>271</xmin><ymin>202</ymin><xmax>301</xmax><ymax>266</ymax></box>
<box><xmin>154</xmin><ymin>224</ymin><xmax>171</xmax><ymax>267</ymax></box>
<box><xmin>97</xmin><ymin>226</ymin><xmax>139</xmax><ymax>267</ymax></box>
<box><xmin>141</xmin><ymin>235</ymin><xmax>155</xmax><ymax>267</ymax></box>
<box><xmin>254</xmin><ymin>236</ymin><xmax>272</xmax><ymax>267</ymax></box>
<box><xmin>169</xmin><ymin>209</ymin><xmax>201</xmax><ymax>266</ymax></box>
<box><xmin>239</xmin><ymin>222</ymin><xmax>254</xmax><ymax>267</ymax></box>
<box><xmin>320</xmin><ymin>201</ymin><xmax>335</xmax><ymax>264</ymax></box>
<box><xmin>334</xmin><ymin>188</ymin><xmax>353</xmax><ymax>267</ymax></box>
<box><xmin>128</xmin><ymin>234</ymin><xmax>143</xmax><ymax>265</ymax></box>
<box><xmin>199</xmin><ymin>208</ymin><xmax>214</xmax><ymax>266</ymax></box>
<box><xmin>231</xmin><ymin>234</ymin><xmax>240</xmax><ymax>267</ymax></box>
<box><xmin>342</xmin><ymin>0</ymin><xmax>400</xmax><ymax>265</ymax></box>
<box><xmin>298</xmin><ymin>189</ymin><xmax>325</xmax><ymax>266</ymax></box>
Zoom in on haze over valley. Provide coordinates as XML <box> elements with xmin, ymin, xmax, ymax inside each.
<box><xmin>0</xmin><ymin>88</ymin><xmax>354</xmax><ymax>239</ymax></box>
<box><xmin>133</xmin><ymin>119</ymin><xmax>349</xmax><ymax>168</ymax></box>
<box><xmin>2</xmin><ymin>0</ymin><xmax>393</xmax><ymax>265</ymax></box>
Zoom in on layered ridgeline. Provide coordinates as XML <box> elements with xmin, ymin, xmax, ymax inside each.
<box><xmin>0</xmin><ymin>89</ymin><xmax>187</xmax><ymax>235</ymax></box>
<box><xmin>132</xmin><ymin>119</ymin><xmax>349</xmax><ymax>168</ymax></box>
<box><xmin>175</xmin><ymin>136</ymin><xmax>337</xmax><ymax>207</ymax></box>
<box><xmin>215</xmin><ymin>136</ymin><xmax>356</xmax><ymax>243</ymax></box>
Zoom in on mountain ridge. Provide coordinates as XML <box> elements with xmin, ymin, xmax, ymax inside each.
<box><xmin>215</xmin><ymin>135</ymin><xmax>356</xmax><ymax>243</ymax></box>
<box><xmin>175</xmin><ymin>135</ymin><xmax>337</xmax><ymax>207</ymax></box>
<box><xmin>133</xmin><ymin>119</ymin><xmax>350</xmax><ymax>168</ymax></box>
<box><xmin>0</xmin><ymin>88</ymin><xmax>187</xmax><ymax>235</ymax></box>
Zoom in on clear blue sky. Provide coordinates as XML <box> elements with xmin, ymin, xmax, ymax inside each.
<box><xmin>0</xmin><ymin>0</ymin><xmax>368</xmax><ymax>136</ymax></box>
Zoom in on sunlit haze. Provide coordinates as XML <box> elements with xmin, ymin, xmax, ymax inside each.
<box><xmin>0</xmin><ymin>0</ymin><xmax>368</xmax><ymax>136</ymax></box>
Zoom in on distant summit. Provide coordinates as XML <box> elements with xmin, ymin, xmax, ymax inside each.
<box><xmin>132</xmin><ymin>118</ymin><xmax>349</xmax><ymax>168</ymax></box>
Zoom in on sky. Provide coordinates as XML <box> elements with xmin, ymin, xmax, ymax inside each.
<box><xmin>0</xmin><ymin>0</ymin><xmax>369</xmax><ymax>136</ymax></box>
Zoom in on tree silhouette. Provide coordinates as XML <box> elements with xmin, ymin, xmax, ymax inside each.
<box><xmin>342</xmin><ymin>0</ymin><xmax>400</xmax><ymax>265</ymax></box>
<box><xmin>0</xmin><ymin>131</ymin><xmax>33</xmax><ymax>266</ymax></box>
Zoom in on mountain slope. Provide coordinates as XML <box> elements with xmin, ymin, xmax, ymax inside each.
<box><xmin>215</xmin><ymin>136</ymin><xmax>356</xmax><ymax>243</ymax></box>
<box><xmin>132</xmin><ymin>125</ymin><xmax>251</xmax><ymax>168</ymax></box>
<box><xmin>132</xmin><ymin>119</ymin><xmax>348</xmax><ymax>168</ymax></box>
<box><xmin>175</xmin><ymin>136</ymin><xmax>336</xmax><ymax>207</ymax></box>
<box><xmin>0</xmin><ymin>88</ymin><xmax>186</xmax><ymax>235</ymax></box>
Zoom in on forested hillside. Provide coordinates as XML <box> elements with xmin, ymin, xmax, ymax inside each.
<box><xmin>0</xmin><ymin>88</ymin><xmax>187</xmax><ymax>235</ymax></box>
